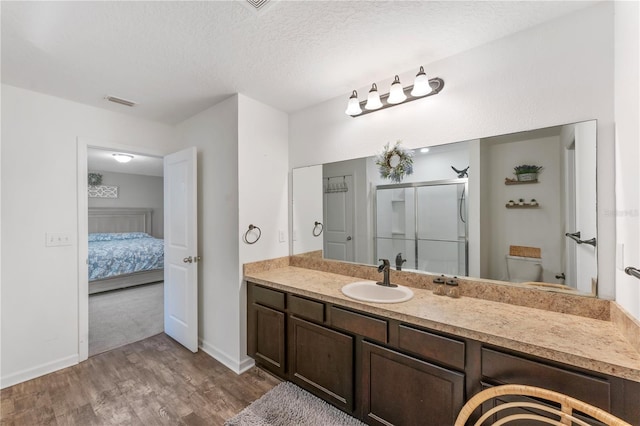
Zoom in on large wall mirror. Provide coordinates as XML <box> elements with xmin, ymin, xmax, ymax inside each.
<box><xmin>292</xmin><ymin>120</ymin><xmax>598</xmax><ymax>297</ymax></box>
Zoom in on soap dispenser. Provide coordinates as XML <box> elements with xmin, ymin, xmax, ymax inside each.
<box><xmin>433</xmin><ymin>275</ymin><xmax>446</xmax><ymax>296</ymax></box>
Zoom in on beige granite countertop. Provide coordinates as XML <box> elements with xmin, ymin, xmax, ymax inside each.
<box><xmin>245</xmin><ymin>266</ymin><xmax>640</xmax><ymax>383</ymax></box>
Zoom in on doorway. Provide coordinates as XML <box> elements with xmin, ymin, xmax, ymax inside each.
<box><xmin>86</xmin><ymin>147</ymin><xmax>165</xmax><ymax>356</ymax></box>
<box><xmin>77</xmin><ymin>140</ymin><xmax>199</xmax><ymax>362</ymax></box>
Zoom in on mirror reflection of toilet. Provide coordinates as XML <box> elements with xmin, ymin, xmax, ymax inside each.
<box><xmin>506</xmin><ymin>246</ymin><xmax>543</xmax><ymax>283</ymax></box>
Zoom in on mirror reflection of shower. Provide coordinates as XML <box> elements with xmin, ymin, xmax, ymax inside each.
<box><xmin>375</xmin><ymin>179</ymin><xmax>468</xmax><ymax>276</ymax></box>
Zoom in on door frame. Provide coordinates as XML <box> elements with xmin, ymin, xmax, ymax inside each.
<box><xmin>76</xmin><ymin>138</ymin><xmax>167</xmax><ymax>362</ymax></box>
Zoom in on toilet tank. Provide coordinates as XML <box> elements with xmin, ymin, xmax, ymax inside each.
<box><xmin>506</xmin><ymin>255</ymin><xmax>543</xmax><ymax>282</ymax></box>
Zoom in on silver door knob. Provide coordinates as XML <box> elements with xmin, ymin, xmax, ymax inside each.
<box><xmin>346</xmin><ymin>236</ymin><xmax>352</xmax><ymax>241</ymax></box>
<box><xmin>183</xmin><ymin>256</ymin><xmax>193</xmax><ymax>263</ymax></box>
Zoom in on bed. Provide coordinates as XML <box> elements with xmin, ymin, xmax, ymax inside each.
<box><xmin>88</xmin><ymin>208</ymin><xmax>164</xmax><ymax>294</ymax></box>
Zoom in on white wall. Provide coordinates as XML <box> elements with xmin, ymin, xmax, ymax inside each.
<box><xmin>175</xmin><ymin>94</ymin><xmax>288</xmax><ymax>373</ymax></box>
<box><xmin>175</xmin><ymin>96</ymin><xmax>242</xmax><ymax>371</ymax></box>
<box><xmin>238</xmin><ymin>94</ymin><xmax>289</xmax><ymax>367</ymax></box>
<box><xmin>292</xmin><ymin>165</ymin><xmax>323</xmax><ymax>254</ymax></box>
<box><xmin>289</xmin><ymin>3</ymin><xmax>617</xmax><ymax>299</ymax></box>
<box><xmin>87</xmin><ymin>171</ymin><xmax>164</xmax><ymax>237</ymax></box>
<box><xmin>1</xmin><ymin>84</ymin><xmax>178</xmax><ymax>388</ymax></box>
<box><xmin>614</xmin><ymin>1</ymin><xmax>640</xmax><ymax>319</ymax></box>
<box><xmin>484</xmin><ymin>136</ymin><xmax>562</xmax><ymax>283</ymax></box>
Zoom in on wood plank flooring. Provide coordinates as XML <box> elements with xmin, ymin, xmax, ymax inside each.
<box><xmin>0</xmin><ymin>333</ymin><xmax>280</xmax><ymax>425</ymax></box>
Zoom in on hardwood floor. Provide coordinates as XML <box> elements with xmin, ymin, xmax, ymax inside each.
<box><xmin>0</xmin><ymin>334</ymin><xmax>280</xmax><ymax>425</ymax></box>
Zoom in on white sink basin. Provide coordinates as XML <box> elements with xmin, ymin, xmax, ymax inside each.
<box><xmin>341</xmin><ymin>281</ymin><xmax>414</xmax><ymax>303</ymax></box>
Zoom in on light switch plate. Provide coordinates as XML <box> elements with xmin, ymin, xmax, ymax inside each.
<box><xmin>46</xmin><ymin>233</ymin><xmax>72</xmax><ymax>247</ymax></box>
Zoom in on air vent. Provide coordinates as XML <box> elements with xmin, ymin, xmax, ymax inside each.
<box><xmin>105</xmin><ymin>96</ymin><xmax>137</xmax><ymax>107</ymax></box>
<box><xmin>246</xmin><ymin>0</ymin><xmax>270</xmax><ymax>10</ymax></box>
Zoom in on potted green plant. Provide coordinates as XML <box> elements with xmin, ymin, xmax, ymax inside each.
<box><xmin>513</xmin><ymin>164</ymin><xmax>543</xmax><ymax>182</ymax></box>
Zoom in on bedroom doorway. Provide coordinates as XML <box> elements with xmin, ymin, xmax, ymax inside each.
<box><xmin>78</xmin><ymin>140</ymin><xmax>199</xmax><ymax>362</ymax></box>
<box><xmin>86</xmin><ymin>148</ymin><xmax>166</xmax><ymax>356</ymax></box>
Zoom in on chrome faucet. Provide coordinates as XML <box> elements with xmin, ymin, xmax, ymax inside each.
<box><xmin>377</xmin><ymin>259</ymin><xmax>397</xmax><ymax>287</ymax></box>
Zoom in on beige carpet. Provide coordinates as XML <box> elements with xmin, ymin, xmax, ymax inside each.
<box><xmin>89</xmin><ymin>282</ymin><xmax>164</xmax><ymax>356</ymax></box>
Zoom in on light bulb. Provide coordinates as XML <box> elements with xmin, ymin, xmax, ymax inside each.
<box><xmin>411</xmin><ymin>66</ymin><xmax>432</xmax><ymax>97</ymax></box>
<box><xmin>344</xmin><ymin>90</ymin><xmax>362</xmax><ymax>116</ymax></box>
<box><xmin>113</xmin><ymin>153</ymin><xmax>134</xmax><ymax>163</ymax></box>
<box><xmin>387</xmin><ymin>75</ymin><xmax>407</xmax><ymax>104</ymax></box>
<box><xmin>365</xmin><ymin>83</ymin><xmax>383</xmax><ymax>110</ymax></box>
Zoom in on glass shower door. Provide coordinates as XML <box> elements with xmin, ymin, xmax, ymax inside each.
<box><xmin>416</xmin><ymin>183</ymin><xmax>467</xmax><ymax>276</ymax></box>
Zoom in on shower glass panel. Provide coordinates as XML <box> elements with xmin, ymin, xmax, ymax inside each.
<box><xmin>416</xmin><ymin>184</ymin><xmax>467</xmax><ymax>276</ymax></box>
<box><xmin>375</xmin><ymin>180</ymin><xmax>467</xmax><ymax>275</ymax></box>
<box><xmin>375</xmin><ymin>187</ymin><xmax>416</xmax><ymax>269</ymax></box>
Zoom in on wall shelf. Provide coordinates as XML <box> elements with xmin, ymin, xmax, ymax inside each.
<box><xmin>505</xmin><ymin>203</ymin><xmax>540</xmax><ymax>209</ymax></box>
<box><xmin>505</xmin><ymin>179</ymin><xmax>538</xmax><ymax>185</ymax></box>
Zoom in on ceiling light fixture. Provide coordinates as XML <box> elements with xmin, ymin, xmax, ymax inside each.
<box><xmin>345</xmin><ymin>66</ymin><xmax>444</xmax><ymax>117</ymax></box>
<box><xmin>112</xmin><ymin>153</ymin><xmax>134</xmax><ymax>163</ymax></box>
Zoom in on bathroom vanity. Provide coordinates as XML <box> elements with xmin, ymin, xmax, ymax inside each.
<box><xmin>245</xmin><ymin>260</ymin><xmax>640</xmax><ymax>425</ymax></box>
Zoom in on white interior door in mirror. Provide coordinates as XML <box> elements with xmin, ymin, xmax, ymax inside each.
<box><xmin>324</xmin><ymin>175</ymin><xmax>354</xmax><ymax>262</ymax></box>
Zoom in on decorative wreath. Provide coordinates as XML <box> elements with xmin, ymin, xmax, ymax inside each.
<box><xmin>88</xmin><ymin>172</ymin><xmax>103</xmax><ymax>186</ymax></box>
<box><xmin>375</xmin><ymin>141</ymin><xmax>414</xmax><ymax>183</ymax></box>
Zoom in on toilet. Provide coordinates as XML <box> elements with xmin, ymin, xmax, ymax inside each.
<box><xmin>506</xmin><ymin>255</ymin><xmax>543</xmax><ymax>283</ymax></box>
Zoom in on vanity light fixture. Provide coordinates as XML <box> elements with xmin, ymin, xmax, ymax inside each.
<box><xmin>345</xmin><ymin>66</ymin><xmax>444</xmax><ymax>117</ymax></box>
<box><xmin>112</xmin><ymin>153</ymin><xmax>134</xmax><ymax>163</ymax></box>
<box><xmin>387</xmin><ymin>76</ymin><xmax>407</xmax><ymax>104</ymax></box>
<box><xmin>365</xmin><ymin>83</ymin><xmax>383</xmax><ymax>110</ymax></box>
<box><xmin>345</xmin><ymin>90</ymin><xmax>362</xmax><ymax>115</ymax></box>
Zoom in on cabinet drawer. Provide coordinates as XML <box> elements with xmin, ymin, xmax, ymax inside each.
<box><xmin>329</xmin><ymin>306</ymin><xmax>387</xmax><ymax>343</ymax></box>
<box><xmin>252</xmin><ymin>285</ymin><xmax>285</xmax><ymax>310</ymax></box>
<box><xmin>398</xmin><ymin>324</ymin><xmax>465</xmax><ymax>370</ymax></box>
<box><xmin>481</xmin><ymin>348</ymin><xmax>610</xmax><ymax>411</ymax></box>
<box><xmin>289</xmin><ymin>295</ymin><xmax>324</xmax><ymax>323</ymax></box>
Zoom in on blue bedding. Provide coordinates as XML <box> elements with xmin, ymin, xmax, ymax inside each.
<box><xmin>88</xmin><ymin>232</ymin><xmax>164</xmax><ymax>281</ymax></box>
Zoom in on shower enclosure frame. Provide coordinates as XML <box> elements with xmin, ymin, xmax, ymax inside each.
<box><xmin>374</xmin><ymin>178</ymin><xmax>469</xmax><ymax>276</ymax></box>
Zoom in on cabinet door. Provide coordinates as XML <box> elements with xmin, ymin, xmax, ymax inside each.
<box><xmin>250</xmin><ymin>303</ymin><xmax>286</xmax><ymax>377</ymax></box>
<box><xmin>362</xmin><ymin>341</ymin><xmax>465</xmax><ymax>426</ymax></box>
<box><xmin>289</xmin><ymin>316</ymin><xmax>354</xmax><ymax>412</ymax></box>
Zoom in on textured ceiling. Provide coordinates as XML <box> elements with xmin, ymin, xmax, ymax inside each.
<box><xmin>1</xmin><ymin>1</ymin><xmax>598</xmax><ymax>124</ymax></box>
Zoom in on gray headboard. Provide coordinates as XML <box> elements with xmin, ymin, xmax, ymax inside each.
<box><xmin>88</xmin><ymin>208</ymin><xmax>153</xmax><ymax>234</ymax></box>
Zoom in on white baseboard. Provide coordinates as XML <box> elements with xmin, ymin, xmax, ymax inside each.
<box><xmin>1</xmin><ymin>354</ymin><xmax>78</xmax><ymax>389</ymax></box>
<box><xmin>198</xmin><ymin>338</ymin><xmax>254</xmax><ymax>374</ymax></box>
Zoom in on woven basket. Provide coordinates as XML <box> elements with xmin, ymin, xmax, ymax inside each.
<box><xmin>509</xmin><ymin>245</ymin><xmax>541</xmax><ymax>258</ymax></box>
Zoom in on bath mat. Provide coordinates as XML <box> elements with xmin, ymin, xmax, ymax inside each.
<box><xmin>225</xmin><ymin>381</ymin><xmax>365</xmax><ymax>426</ymax></box>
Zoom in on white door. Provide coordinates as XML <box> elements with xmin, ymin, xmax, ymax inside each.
<box><xmin>323</xmin><ymin>175</ymin><xmax>354</xmax><ymax>261</ymax></box>
<box><xmin>164</xmin><ymin>147</ymin><xmax>198</xmax><ymax>352</ymax></box>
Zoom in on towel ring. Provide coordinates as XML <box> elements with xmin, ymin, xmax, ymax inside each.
<box><xmin>243</xmin><ymin>224</ymin><xmax>261</xmax><ymax>244</ymax></box>
<box><xmin>312</xmin><ymin>221</ymin><xmax>324</xmax><ymax>237</ymax></box>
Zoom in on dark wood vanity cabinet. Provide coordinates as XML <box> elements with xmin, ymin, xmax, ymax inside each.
<box><xmin>247</xmin><ymin>285</ymin><xmax>286</xmax><ymax>377</ymax></box>
<box><xmin>362</xmin><ymin>341</ymin><xmax>465</xmax><ymax>426</ymax></box>
<box><xmin>246</xmin><ymin>282</ymin><xmax>640</xmax><ymax>426</ymax></box>
<box><xmin>289</xmin><ymin>316</ymin><xmax>354</xmax><ymax>412</ymax></box>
